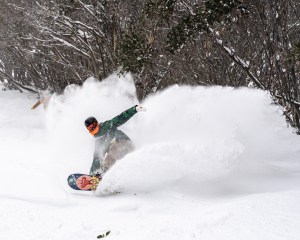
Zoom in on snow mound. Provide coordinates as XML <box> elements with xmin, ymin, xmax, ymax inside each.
<box><xmin>97</xmin><ymin>140</ymin><xmax>243</xmax><ymax>195</ymax></box>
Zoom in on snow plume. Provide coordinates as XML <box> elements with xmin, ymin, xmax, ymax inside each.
<box><xmin>44</xmin><ymin>73</ymin><xmax>300</xmax><ymax>196</ymax></box>
<box><xmin>45</xmin><ymin>74</ymin><xmax>138</xmax><ymax>177</ymax></box>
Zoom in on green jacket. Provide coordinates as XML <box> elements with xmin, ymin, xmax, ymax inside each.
<box><xmin>89</xmin><ymin>105</ymin><xmax>138</xmax><ymax>175</ymax></box>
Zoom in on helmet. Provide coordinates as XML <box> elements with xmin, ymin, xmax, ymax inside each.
<box><xmin>84</xmin><ymin>117</ymin><xmax>99</xmax><ymax>136</ymax></box>
<box><xmin>84</xmin><ymin>116</ymin><xmax>98</xmax><ymax>127</ymax></box>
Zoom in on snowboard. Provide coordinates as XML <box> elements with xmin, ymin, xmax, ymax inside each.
<box><xmin>67</xmin><ymin>173</ymin><xmax>101</xmax><ymax>191</ymax></box>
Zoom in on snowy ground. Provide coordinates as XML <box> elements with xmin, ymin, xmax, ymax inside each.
<box><xmin>1</xmin><ymin>74</ymin><xmax>300</xmax><ymax>240</ymax></box>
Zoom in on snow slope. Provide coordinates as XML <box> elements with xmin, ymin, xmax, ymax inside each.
<box><xmin>1</xmin><ymin>74</ymin><xmax>300</xmax><ymax>240</ymax></box>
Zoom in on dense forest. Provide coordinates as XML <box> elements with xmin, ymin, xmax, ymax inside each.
<box><xmin>0</xmin><ymin>0</ymin><xmax>299</xmax><ymax>131</ymax></box>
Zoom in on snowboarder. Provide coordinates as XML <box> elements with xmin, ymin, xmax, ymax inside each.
<box><xmin>84</xmin><ymin>105</ymin><xmax>146</xmax><ymax>177</ymax></box>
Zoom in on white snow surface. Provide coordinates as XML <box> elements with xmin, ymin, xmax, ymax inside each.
<box><xmin>1</xmin><ymin>74</ymin><xmax>300</xmax><ymax>240</ymax></box>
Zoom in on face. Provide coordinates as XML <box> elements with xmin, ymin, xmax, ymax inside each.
<box><xmin>87</xmin><ymin>122</ymin><xmax>99</xmax><ymax>136</ymax></box>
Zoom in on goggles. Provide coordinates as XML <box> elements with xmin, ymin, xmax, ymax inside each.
<box><xmin>87</xmin><ymin>122</ymin><xmax>99</xmax><ymax>135</ymax></box>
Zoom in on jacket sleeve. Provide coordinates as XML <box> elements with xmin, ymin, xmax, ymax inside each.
<box><xmin>104</xmin><ymin>105</ymin><xmax>138</xmax><ymax>129</ymax></box>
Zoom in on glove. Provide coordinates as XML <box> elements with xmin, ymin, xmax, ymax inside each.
<box><xmin>136</xmin><ymin>105</ymin><xmax>146</xmax><ymax>112</ymax></box>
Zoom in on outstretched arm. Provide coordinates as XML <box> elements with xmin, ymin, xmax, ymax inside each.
<box><xmin>101</xmin><ymin>105</ymin><xmax>146</xmax><ymax>131</ymax></box>
<box><xmin>109</xmin><ymin>105</ymin><xmax>138</xmax><ymax>128</ymax></box>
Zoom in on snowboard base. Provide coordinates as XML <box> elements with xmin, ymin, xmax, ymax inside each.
<box><xmin>67</xmin><ymin>173</ymin><xmax>101</xmax><ymax>191</ymax></box>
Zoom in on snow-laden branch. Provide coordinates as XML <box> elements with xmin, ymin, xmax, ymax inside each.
<box><xmin>0</xmin><ymin>59</ymin><xmax>4</xmax><ymax>70</ymax></box>
<box><xmin>0</xmin><ymin>68</ymin><xmax>38</xmax><ymax>93</ymax></box>
<box><xmin>210</xmin><ymin>28</ymin><xmax>265</xmax><ymax>90</ymax></box>
<box><xmin>76</xmin><ymin>0</ymin><xmax>104</xmax><ymax>24</ymax></box>
<box><xmin>288</xmin><ymin>21</ymin><xmax>300</xmax><ymax>31</ymax></box>
<box><xmin>51</xmin><ymin>36</ymin><xmax>89</xmax><ymax>58</ymax></box>
<box><xmin>56</xmin><ymin>16</ymin><xmax>105</xmax><ymax>38</ymax></box>
<box><xmin>36</xmin><ymin>25</ymin><xmax>91</xmax><ymax>58</ymax></box>
<box><xmin>275</xmin><ymin>93</ymin><xmax>300</xmax><ymax>107</ymax></box>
